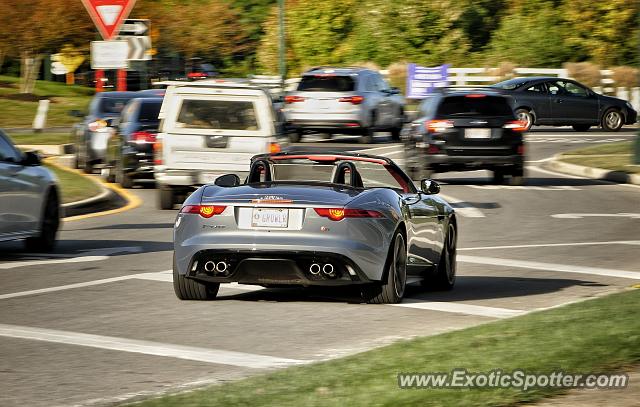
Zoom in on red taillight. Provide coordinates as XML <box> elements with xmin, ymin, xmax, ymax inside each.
<box><xmin>427</xmin><ymin>145</ymin><xmax>441</xmax><ymax>154</ymax></box>
<box><xmin>187</xmin><ymin>72</ymin><xmax>208</xmax><ymax>79</ymax></box>
<box><xmin>465</xmin><ymin>94</ymin><xmax>486</xmax><ymax>98</ymax></box>
<box><xmin>314</xmin><ymin>208</ymin><xmax>383</xmax><ymax>221</ymax></box>
<box><xmin>132</xmin><ymin>131</ymin><xmax>157</xmax><ymax>143</ymax></box>
<box><xmin>284</xmin><ymin>95</ymin><xmax>305</xmax><ymax>104</ymax></box>
<box><xmin>180</xmin><ymin>205</ymin><xmax>227</xmax><ymax>218</ymax></box>
<box><xmin>338</xmin><ymin>95</ymin><xmax>364</xmax><ymax>105</ymax></box>
<box><xmin>425</xmin><ymin>120</ymin><xmax>454</xmax><ymax>133</ymax></box>
<box><xmin>517</xmin><ymin>144</ymin><xmax>525</xmax><ymax>155</ymax></box>
<box><xmin>153</xmin><ymin>140</ymin><xmax>162</xmax><ymax>165</ymax></box>
<box><xmin>269</xmin><ymin>142</ymin><xmax>281</xmax><ymax>153</ymax></box>
<box><xmin>503</xmin><ymin>120</ymin><xmax>528</xmax><ymax>132</ymax></box>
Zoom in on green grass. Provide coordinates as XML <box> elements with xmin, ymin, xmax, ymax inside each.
<box><xmin>128</xmin><ymin>289</ymin><xmax>640</xmax><ymax>407</ymax></box>
<box><xmin>560</xmin><ymin>141</ymin><xmax>640</xmax><ymax>174</ymax></box>
<box><xmin>0</xmin><ymin>75</ymin><xmax>93</xmax><ymax>128</ymax></box>
<box><xmin>8</xmin><ymin>132</ymin><xmax>72</xmax><ymax>145</ymax></box>
<box><xmin>44</xmin><ymin>163</ymin><xmax>101</xmax><ymax>204</ymax></box>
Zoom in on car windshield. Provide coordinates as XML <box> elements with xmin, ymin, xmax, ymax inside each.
<box><xmin>99</xmin><ymin>97</ymin><xmax>133</xmax><ymax>114</ymax></box>
<box><xmin>437</xmin><ymin>95</ymin><xmax>514</xmax><ymax>117</ymax></box>
<box><xmin>267</xmin><ymin>157</ymin><xmax>411</xmax><ymax>192</ymax></box>
<box><xmin>138</xmin><ymin>101</ymin><xmax>162</xmax><ymax>122</ymax></box>
<box><xmin>297</xmin><ymin>75</ymin><xmax>355</xmax><ymax>92</ymax></box>
<box><xmin>491</xmin><ymin>78</ymin><xmax>529</xmax><ymax>90</ymax></box>
<box><xmin>175</xmin><ymin>99</ymin><xmax>260</xmax><ymax>130</ymax></box>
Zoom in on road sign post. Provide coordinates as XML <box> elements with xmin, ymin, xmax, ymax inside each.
<box><xmin>117</xmin><ymin>69</ymin><xmax>127</xmax><ymax>91</ymax></box>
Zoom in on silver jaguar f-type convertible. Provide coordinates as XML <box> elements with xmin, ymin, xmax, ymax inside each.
<box><xmin>173</xmin><ymin>152</ymin><xmax>457</xmax><ymax>304</ymax></box>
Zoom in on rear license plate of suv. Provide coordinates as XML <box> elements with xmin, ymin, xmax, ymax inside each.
<box><xmin>251</xmin><ymin>208</ymin><xmax>289</xmax><ymax>228</ymax></box>
<box><xmin>464</xmin><ymin>128</ymin><xmax>491</xmax><ymax>139</ymax></box>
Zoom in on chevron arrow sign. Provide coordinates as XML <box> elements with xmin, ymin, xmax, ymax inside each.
<box><xmin>123</xmin><ymin>36</ymin><xmax>152</xmax><ymax>61</ymax></box>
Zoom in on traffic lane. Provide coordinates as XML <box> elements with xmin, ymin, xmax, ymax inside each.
<box><xmin>0</xmin><ymin>279</ymin><xmax>495</xmax><ymax>361</ymax></box>
<box><xmin>0</xmin><ymin>336</ymin><xmax>251</xmax><ymax>407</ymax></box>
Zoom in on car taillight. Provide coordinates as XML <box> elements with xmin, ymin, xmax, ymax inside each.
<box><xmin>517</xmin><ymin>144</ymin><xmax>525</xmax><ymax>155</ymax></box>
<box><xmin>427</xmin><ymin>145</ymin><xmax>441</xmax><ymax>154</ymax></box>
<box><xmin>465</xmin><ymin>94</ymin><xmax>486</xmax><ymax>98</ymax></box>
<box><xmin>314</xmin><ymin>208</ymin><xmax>383</xmax><ymax>221</ymax></box>
<box><xmin>180</xmin><ymin>205</ymin><xmax>227</xmax><ymax>218</ymax></box>
<box><xmin>269</xmin><ymin>142</ymin><xmax>281</xmax><ymax>153</ymax></box>
<box><xmin>132</xmin><ymin>131</ymin><xmax>157</xmax><ymax>143</ymax></box>
<box><xmin>153</xmin><ymin>140</ymin><xmax>163</xmax><ymax>165</ymax></box>
<box><xmin>425</xmin><ymin>120</ymin><xmax>454</xmax><ymax>133</ymax></box>
<box><xmin>284</xmin><ymin>95</ymin><xmax>305</xmax><ymax>103</ymax></box>
<box><xmin>187</xmin><ymin>72</ymin><xmax>208</xmax><ymax>79</ymax></box>
<box><xmin>338</xmin><ymin>95</ymin><xmax>364</xmax><ymax>105</ymax></box>
<box><xmin>503</xmin><ymin>120</ymin><xmax>528</xmax><ymax>132</ymax></box>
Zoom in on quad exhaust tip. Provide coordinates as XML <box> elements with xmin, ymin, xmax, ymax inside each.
<box><xmin>204</xmin><ymin>261</ymin><xmax>216</xmax><ymax>272</ymax></box>
<box><xmin>322</xmin><ymin>263</ymin><xmax>335</xmax><ymax>276</ymax></box>
<box><xmin>216</xmin><ymin>262</ymin><xmax>228</xmax><ymax>273</ymax></box>
<box><xmin>310</xmin><ymin>263</ymin><xmax>321</xmax><ymax>275</ymax></box>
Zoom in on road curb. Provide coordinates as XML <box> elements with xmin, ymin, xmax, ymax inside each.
<box><xmin>546</xmin><ymin>154</ymin><xmax>640</xmax><ymax>185</ymax></box>
<box><xmin>44</xmin><ymin>157</ymin><xmax>142</xmax><ymax>220</ymax></box>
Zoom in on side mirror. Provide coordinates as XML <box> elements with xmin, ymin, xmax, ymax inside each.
<box><xmin>421</xmin><ymin>179</ymin><xmax>440</xmax><ymax>195</ymax></box>
<box><xmin>69</xmin><ymin>109</ymin><xmax>85</xmax><ymax>118</ymax></box>
<box><xmin>389</xmin><ymin>87</ymin><xmax>401</xmax><ymax>95</ymax></box>
<box><xmin>22</xmin><ymin>151</ymin><xmax>42</xmax><ymax>166</ymax></box>
<box><xmin>214</xmin><ymin>174</ymin><xmax>240</xmax><ymax>187</ymax></box>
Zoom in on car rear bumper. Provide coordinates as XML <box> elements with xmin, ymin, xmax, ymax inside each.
<box><xmin>422</xmin><ymin>152</ymin><xmax>524</xmax><ymax>169</ymax></box>
<box><xmin>124</xmin><ymin>152</ymin><xmax>155</xmax><ymax>179</ymax></box>
<box><xmin>181</xmin><ymin>249</ymin><xmax>373</xmax><ymax>286</ymax></box>
<box><xmin>286</xmin><ymin>119</ymin><xmax>365</xmax><ymax>132</ymax></box>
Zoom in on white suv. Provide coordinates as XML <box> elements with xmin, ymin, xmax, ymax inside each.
<box><xmin>155</xmin><ymin>81</ymin><xmax>286</xmax><ymax>209</ymax></box>
<box><xmin>283</xmin><ymin>67</ymin><xmax>406</xmax><ymax>143</ymax></box>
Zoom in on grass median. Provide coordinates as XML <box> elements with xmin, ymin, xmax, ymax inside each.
<box><xmin>8</xmin><ymin>132</ymin><xmax>72</xmax><ymax>145</ymax></box>
<box><xmin>559</xmin><ymin>141</ymin><xmax>639</xmax><ymax>174</ymax></box>
<box><xmin>44</xmin><ymin>163</ymin><xmax>101</xmax><ymax>204</ymax></box>
<box><xmin>0</xmin><ymin>75</ymin><xmax>93</xmax><ymax>128</ymax></box>
<box><xmin>128</xmin><ymin>289</ymin><xmax>640</xmax><ymax>407</ymax></box>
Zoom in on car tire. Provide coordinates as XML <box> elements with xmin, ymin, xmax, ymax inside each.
<box><xmin>116</xmin><ymin>159</ymin><xmax>133</xmax><ymax>188</ymax></box>
<box><xmin>390</xmin><ymin>125</ymin><xmax>402</xmax><ymax>141</ymax></box>
<box><xmin>158</xmin><ymin>187</ymin><xmax>175</xmax><ymax>210</ymax></box>
<box><xmin>601</xmin><ymin>108</ymin><xmax>623</xmax><ymax>132</ymax></box>
<box><xmin>429</xmin><ymin>221</ymin><xmax>457</xmax><ymax>290</ymax></box>
<box><xmin>360</xmin><ymin>127</ymin><xmax>374</xmax><ymax>144</ymax></box>
<box><xmin>515</xmin><ymin>108</ymin><xmax>534</xmax><ymax>131</ymax></box>
<box><xmin>492</xmin><ymin>170</ymin><xmax>505</xmax><ymax>184</ymax></box>
<box><xmin>361</xmin><ymin>232</ymin><xmax>407</xmax><ymax>304</ymax></box>
<box><xmin>572</xmin><ymin>124</ymin><xmax>590</xmax><ymax>132</ymax></box>
<box><xmin>511</xmin><ymin>167</ymin><xmax>525</xmax><ymax>186</ymax></box>
<box><xmin>25</xmin><ymin>191</ymin><xmax>60</xmax><ymax>252</ymax></box>
<box><xmin>173</xmin><ymin>258</ymin><xmax>219</xmax><ymax>300</ymax></box>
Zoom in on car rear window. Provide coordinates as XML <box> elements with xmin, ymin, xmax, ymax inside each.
<box><xmin>138</xmin><ymin>101</ymin><xmax>162</xmax><ymax>122</ymax></box>
<box><xmin>175</xmin><ymin>99</ymin><xmax>259</xmax><ymax>130</ymax></box>
<box><xmin>437</xmin><ymin>96</ymin><xmax>514</xmax><ymax>117</ymax></box>
<box><xmin>297</xmin><ymin>75</ymin><xmax>355</xmax><ymax>92</ymax></box>
<box><xmin>99</xmin><ymin>97</ymin><xmax>133</xmax><ymax>114</ymax></box>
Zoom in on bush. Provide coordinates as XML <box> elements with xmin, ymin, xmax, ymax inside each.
<box><xmin>611</xmin><ymin>66</ymin><xmax>640</xmax><ymax>88</ymax></box>
<box><xmin>488</xmin><ymin>61</ymin><xmax>517</xmax><ymax>82</ymax></box>
<box><xmin>350</xmin><ymin>61</ymin><xmax>380</xmax><ymax>71</ymax></box>
<box><xmin>563</xmin><ymin>62</ymin><xmax>602</xmax><ymax>87</ymax></box>
<box><xmin>386</xmin><ymin>62</ymin><xmax>408</xmax><ymax>94</ymax></box>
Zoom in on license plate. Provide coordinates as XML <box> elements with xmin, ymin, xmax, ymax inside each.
<box><xmin>465</xmin><ymin>128</ymin><xmax>492</xmax><ymax>139</ymax></box>
<box><xmin>251</xmin><ymin>208</ymin><xmax>289</xmax><ymax>228</ymax></box>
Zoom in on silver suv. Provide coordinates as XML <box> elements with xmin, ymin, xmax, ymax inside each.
<box><xmin>283</xmin><ymin>67</ymin><xmax>405</xmax><ymax>143</ymax></box>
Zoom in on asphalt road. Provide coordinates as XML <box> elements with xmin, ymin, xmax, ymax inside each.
<box><xmin>1</xmin><ymin>128</ymin><xmax>639</xmax><ymax>406</ymax></box>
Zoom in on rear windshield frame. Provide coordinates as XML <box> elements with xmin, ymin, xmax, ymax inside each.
<box><xmin>297</xmin><ymin>75</ymin><xmax>356</xmax><ymax>92</ymax></box>
<box><xmin>437</xmin><ymin>95</ymin><xmax>515</xmax><ymax>118</ymax></box>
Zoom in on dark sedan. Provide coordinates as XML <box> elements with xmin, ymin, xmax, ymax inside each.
<box><xmin>104</xmin><ymin>97</ymin><xmax>163</xmax><ymax>188</ymax></box>
<box><xmin>491</xmin><ymin>77</ymin><xmax>638</xmax><ymax>131</ymax></box>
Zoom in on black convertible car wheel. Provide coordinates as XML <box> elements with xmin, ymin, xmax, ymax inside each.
<box><xmin>363</xmin><ymin>232</ymin><xmax>407</xmax><ymax>304</ymax></box>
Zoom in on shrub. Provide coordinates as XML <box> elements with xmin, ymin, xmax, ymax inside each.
<box><xmin>611</xmin><ymin>66</ymin><xmax>640</xmax><ymax>88</ymax></box>
<box><xmin>386</xmin><ymin>62</ymin><xmax>408</xmax><ymax>94</ymax></box>
<box><xmin>488</xmin><ymin>61</ymin><xmax>517</xmax><ymax>82</ymax></box>
<box><xmin>563</xmin><ymin>62</ymin><xmax>602</xmax><ymax>87</ymax></box>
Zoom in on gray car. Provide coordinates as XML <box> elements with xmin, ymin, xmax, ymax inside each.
<box><xmin>283</xmin><ymin>67</ymin><xmax>406</xmax><ymax>143</ymax></box>
<box><xmin>0</xmin><ymin>130</ymin><xmax>60</xmax><ymax>251</ymax></box>
<box><xmin>172</xmin><ymin>151</ymin><xmax>457</xmax><ymax>304</ymax></box>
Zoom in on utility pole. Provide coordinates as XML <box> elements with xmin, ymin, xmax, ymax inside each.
<box><xmin>278</xmin><ymin>0</ymin><xmax>286</xmax><ymax>95</ymax></box>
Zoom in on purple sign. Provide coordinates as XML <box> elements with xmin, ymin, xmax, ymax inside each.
<box><xmin>406</xmin><ymin>64</ymin><xmax>449</xmax><ymax>99</ymax></box>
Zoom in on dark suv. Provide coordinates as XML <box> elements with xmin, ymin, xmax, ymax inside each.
<box><xmin>404</xmin><ymin>88</ymin><xmax>526</xmax><ymax>185</ymax></box>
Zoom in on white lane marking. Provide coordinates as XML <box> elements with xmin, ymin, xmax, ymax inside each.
<box><xmin>469</xmin><ymin>185</ymin><xmax>580</xmax><ymax>191</ymax></box>
<box><xmin>551</xmin><ymin>213</ymin><xmax>640</xmax><ymax>219</ymax></box>
<box><xmin>526</xmin><ymin>165</ymin><xmax>640</xmax><ymax>190</ymax></box>
<box><xmin>0</xmin><ymin>275</ymin><xmax>143</xmax><ymax>300</ymax></box>
<box><xmin>458</xmin><ymin>255</ymin><xmax>640</xmax><ymax>280</ymax></box>
<box><xmin>525</xmin><ymin>157</ymin><xmax>555</xmax><ymax>163</ymax></box>
<box><xmin>0</xmin><ymin>324</ymin><xmax>306</xmax><ymax>369</ymax></box>
<box><xmin>391</xmin><ymin>301</ymin><xmax>526</xmax><ymax>318</ymax></box>
<box><xmin>438</xmin><ymin>193</ymin><xmax>485</xmax><ymax>218</ymax></box>
<box><xmin>358</xmin><ymin>145</ymin><xmax>402</xmax><ymax>154</ymax></box>
<box><xmin>0</xmin><ymin>247</ymin><xmax>143</xmax><ymax>270</ymax></box>
<box><xmin>0</xmin><ymin>256</ymin><xmax>110</xmax><ymax>270</ymax></box>
<box><xmin>459</xmin><ymin>240</ymin><xmax>640</xmax><ymax>251</ymax></box>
